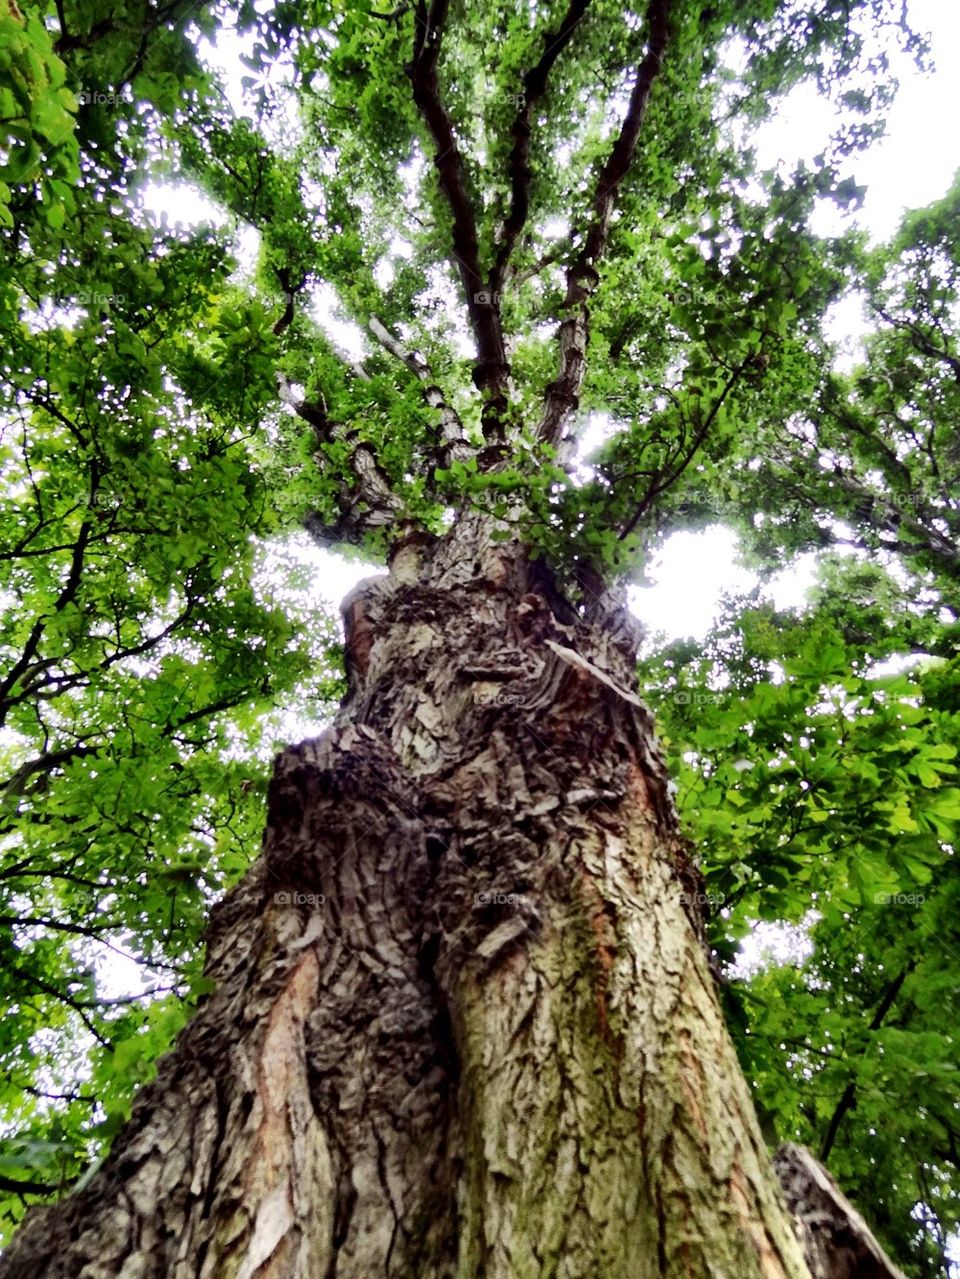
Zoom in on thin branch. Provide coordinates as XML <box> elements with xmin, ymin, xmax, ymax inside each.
<box><xmin>826</xmin><ymin>471</ymin><xmax>960</xmax><ymax>576</ymax></box>
<box><xmin>0</xmin><ymin>503</ymin><xmax>95</xmax><ymax>728</ymax></box>
<box><xmin>0</xmin><ymin>914</ymin><xmax>121</xmax><ymax>943</ymax></box>
<box><xmin>18</xmin><ymin>1082</ymin><xmax>96</xmax><ymax>1104</ymax></box>
<box><xmin>820</xmin><ymin>965</ymin><xmax>911</xmax><ymax>1161</ymax></box>
<box><xmin>368</xmin><ymin>315</ymin><xmax>470</xmax><ymax>465</ymax></box>
<box><xmin>4</xmin><ymin>965</ymin><xmax>113</xmax><ymax>1049</ymax></box>
<box><xmin>617</xmin><ymin>357</ymin><xmax>747</xmax><ymax>543</ymax></box>
<box><xmin>0</xmin><ymin>597</ymin><xmax>201</xmax><ymax>721</ymax></box>
<box><xmin>876</xmin><ymin>305</ymin><xmax>960</xmax><ymax>386</ymax></box>
<box><xmin>369</xmin><ymin>2</ymin><xmax>411</xmax><ymax>20</ymax></box>
<box><xmin>19</xmin><ymin>390</ymin><xmax>89</xmax><ymax>448</ymax></box>
<box><xmin>510</xmin><ymin>246</ymin><xmax>566</xmax><ymax>286</ymax></box>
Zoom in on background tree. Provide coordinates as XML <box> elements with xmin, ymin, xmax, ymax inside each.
<box><xmin>0</xmin><ymin>0</ymin><xmax>956</xmax><ymax>1276</ymax></box>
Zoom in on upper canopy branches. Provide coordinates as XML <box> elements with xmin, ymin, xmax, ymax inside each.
<box><xmin>1</xmin><ymin>0</ymin><xmax>928</xmax><ymax>577</ymax></box>
<box><xmin>404</xmin><ymin>0</ymin><xmax>662</xmax><ymax>457</ymax></box>
<box><xmin>223</xmin><ymin>0</ymin><xmax>919</xmax><ymax>568</ymax></box>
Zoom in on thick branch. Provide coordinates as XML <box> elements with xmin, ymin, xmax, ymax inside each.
<box><xmin>0</xmin><ymin>1173</ymin><xmax>58</xmax><ymax>1198</ymax></box>
<box><xmin>368</xmin><ymin>315</ymin><xmax>471</xmax><ymax>466</ymax></box>
<box><xmin>775</xmin><ymin>1143</ymin><xmax>909</xmax><ymax>1279</ymax></box>
<box><xmin>537</xmin><ymin>0</ymin><xmax>673</xmax><ymax>450</ymax></box>
<box><xmin>407</xmin><ymin>0</ymin><xmax>510</xmax><ymax>443</ymax></box>
<box><xmin>278</xmin><ymin>378</ymin><xmax>404</xmax><ymax>544</ymax></box>
<box><xmin>0</xmin><ymin>742</ymin><xmax>100</xmax><ymax>798</ymax></box>
<box><xmin>272</xmin><ymin>267</ymin><xmax>308</xmax><ymax>337</ymax></box>
<box><xmin>368</xmin><ymin>315</ymin><xmax>429</xmax><ymax>378</ymax></box>
<box><xmin>490</xmin><ymin>0</ymin><xmax>593</xmax><ymax>295</ymax></box>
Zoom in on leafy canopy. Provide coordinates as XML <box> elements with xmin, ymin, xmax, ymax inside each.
<box><xmin>0</xmin><ymin>1</ymin><xmax>957</xmax><ymax>1275</ymax></box>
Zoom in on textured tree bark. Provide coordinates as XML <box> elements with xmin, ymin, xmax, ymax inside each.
<box><xmin>773</xmin><ymin>1145</ymin><xmax>909</xmax><ymax>1279</ymax></box>
<box><xmin>0</xmin><ymin>518</ymin><xmax>813</xmax><ymax>1279</ymax></box>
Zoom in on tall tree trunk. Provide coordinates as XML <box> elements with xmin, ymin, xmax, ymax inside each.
<box><xmin>0</xmin><ymin>519</ymin><xmax>811</xmax><ymax>1278</ymax></box>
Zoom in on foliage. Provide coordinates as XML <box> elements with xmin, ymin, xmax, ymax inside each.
<box><xmin>641</xmin><ymin>564</ymin><xmax>960</xmax><ymax>1275</ymax></box>
<box><xmin>0</xmin><ymin>0</ymin><xmax>343</xmax><ymax>1224</ymax></box>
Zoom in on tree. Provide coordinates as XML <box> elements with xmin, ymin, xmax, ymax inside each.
<box><xmin>0</xmin><ymin>0</ymin><xmax>955</xmax><ymax>1275</ymax></box>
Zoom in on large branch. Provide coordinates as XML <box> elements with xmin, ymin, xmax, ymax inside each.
<box><xmin>407</xmin><ymin>0</ymin><xmax>510</xmax><ymax>444</ymax></box>
<box><xmin>489</xmin><ymin>0</ymin><xmax>593</xmax><ymax>296</ymax></box>
<box><xmin>0</xmin><ymin>1173</ymin><xmax>58</xmax><ymax>1198</ymax></box>
<box><xmin>537</xmin><ymin>0</ymin><xmax>673</xmax><ymax>452</ymax></box>
<box><xmin>368</xmin><ymin>315</ymin><xmax>471</xmax><ymax>467</ymax></box>
<box><xmin>0</xmin><ymin>741</ymin><xmax>101</xmax><ymax>798</ymax></box>
<box><xmin>278</xmin><ymin>376</ymin><xmax>405</xmax><ymax>545</ymax></box>
<box><xmin>271</xmin><ymin>266</ymin><xmax>308</xmax><ymax>337</ymax></box>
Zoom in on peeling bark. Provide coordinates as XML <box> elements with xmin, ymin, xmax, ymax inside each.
<box><xmin>0</xmin><ymin>517</ymin><xmax>817</xmax><ymax>1278</ymax></box>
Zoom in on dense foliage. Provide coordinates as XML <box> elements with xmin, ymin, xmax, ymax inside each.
<box><xmin>0</xmin><ymin>0</ymin><xmax>956</xmax><ymax>1274</ymax></box>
